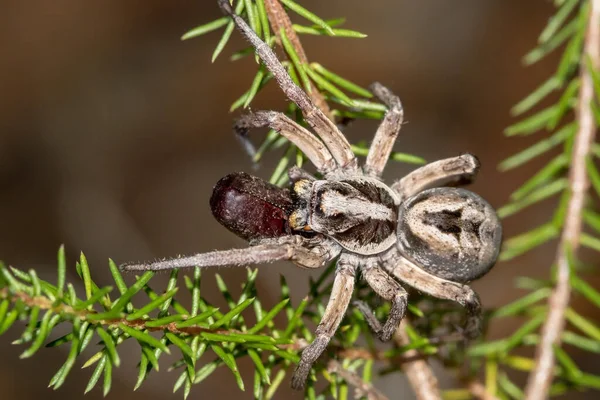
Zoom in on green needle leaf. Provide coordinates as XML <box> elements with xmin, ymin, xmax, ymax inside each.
<box><xmin>79</xmin><ymin>252</ymin><xmax>93</xmax><ymax>300</ymax></box>
<box><xmin>562</xmin><ymin>331</ymin><xmax>600</xmax><ymax>353</ymax></box>
<box><xmin>57</xmin><ymin>245</ymin><xmax>66</xmax><ymax>298</ymax></box>
<box><xmin>492</xmin><ymin>287</ymin><xmax>552</xmax><ymax>318</ymax></box>
<box><xmin>85</xmin><ymin>354</ymin><xmax>107</xmax><ymax>394</ymax></box>
<box><xmin>509</xmin><ymin>154</ymin><xmax>569</xmax><ymax>200</ymax></box>
<box><xmin>119</xmin><ymin>324</ymin><xmax>170</xmax><ymax>354</ymax></box>
<box><xmin>20</xmin><ymin>310</ymin><xmax>54</xmax><ymax>359</ymax></box>
<box><xmin>211</xmin><ymin>345</ymin><xmax>245</xmax><ymax>391</ymax></box>
<box><xmin>247</xmin><ymin>348</ymin><xmax>270</xmax><ymax>384</ymax></box>
<box><xmin>583</xmin><ymin>209</ymin><xmax>600</xmax><ymax>233</ymax></box>
<box><xmin>580</xmin><ymin>233</ymin><xmax>600</xmax><ymax>252</ymax></box>
<box><xmin>524</xmin><ymin>18</ymin><xmax>577</xmax><ymax>65</ymax></box>
<box><xmin>248</xmin><ymin>298</ymin><xmax>289</xmax><ymax>334</ymax></box>
<box><xmin>497</xmin><ymin>178</ymin><xmax>567</xmax><ymax>218</ymax></box>
<box><xmin>280</xmin><ymin>0</ymin><xmax>335</xmax><ymax>36</ymax></box>
<box><xmin>110</xmin><ymin>271</ymin><xmax>155</xmax><ymax>315</ymax></box>
<box><xmin>553</xmin><ymin>344</ymin><xmax>582</xmax><ymax>379</ymax></box>
<box><xmin>243</xmin><ymin>67</ymin><xmax>266</xmax><ymax>108</ymax></box>
<box><xmin>310</xmin><ymin>63</ymin><xmax>372</xmax><ymax>98</ymax></box>
<box><xmin>165</xmin><ymin>332</ymin><xmax>194</xmax><ymax>359</ymax></box>
<box><xmin>565</xmin><ymin>308</ymin><xmax>600</xmax><ymax>341</ymax></box>
<box><xmin>504</xmin><ymin>104</ymin><xmax>559</xmax><ymax>136</ymax></box>
<box><xmin>538</xmin><ymin>0</ymin><xmax>579</xmax><ymax>44</ymax></box>
<box><xmin>293</xmin><ymin>24</ymin><xmax>367</xmax><ymax>38</ymax></box>
<box><xmin>201</xmin><ymin>332</ymin><xmax>247</xmax><ymax>343</ymax></box>
<box><xmin>103</xmin><ymin>356</ymin><xmax>113</xmax><ymax>396</ymax></box>
<box><xmin>499</xmin><ymin>123</ymin><xmax>575</xmax><ymax>171</ymax></box>
<box><xmin>49</xmin><ymin>336</ymin><xmax>80</xmax><ymax>390</ymax></box>
<box><xmin>126</xmin><ymin>288</ymin><xmax>179</xmax><ymax>321</ymax></box>
<box><xmin>182</xmin><ymin>17</ymin><xmax>229</xmax><ymax>41</ymax></box>
<box><xmin>177</xmin><ymin>308</ymin><xmax>220</xmax><ymax>328</ymax></box>
<box><xmin>570</xmin><ymin>274</ymin><xmax>600</xmax><ymax>308</ymax></box>
<box><xmin>74</xmin><ymin>286</ymin><xmax>113</xmax><ymax>311</ymax></box>
<box><xmin>134</xmin><ymin>352</ymin><xmax>150</xmax><ymax>391</ymax></box>
<box><xmin>96</xmin><ymin>327</ymin><xmax>121</xmax><ymax>367</ymax></box>
<box><xmin>304</xmin><ymin>64</ymin><xmax>355</xmax><ymax>106</ymax></box>
<box><xmin>280</xmin><ymin>29</ymin><xmax>312</xmax><ymax>93</ymax></box>
<box><xmin>212</xmin><ymin>0</ymin><xmax>246</xmax><ymax>62</ymax></box>
<box><xmin>108</xmin><ymin>258</ymin><xmax>128</xmax><ymax>295</ymax></box>
<box><xmin>256</xmin><ymin>0</ymin><xmax>270</xmax><ymax>43</ymax></box>
<box><xmin>511</xmin><ymin>76</ymin><xmax>562</xmax><ymax>116</ymax></box>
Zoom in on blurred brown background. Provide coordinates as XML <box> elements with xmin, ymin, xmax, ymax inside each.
<box><xmin>1</xmin><ymin>1</ymin><xmax>598</xmax><ymax>399</ymax></box>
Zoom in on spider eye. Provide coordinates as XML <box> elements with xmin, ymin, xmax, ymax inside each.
<box><xmin>397</xmin><ymin>187</ymin><xmax>502</xmax><ymax>283</ymax></box>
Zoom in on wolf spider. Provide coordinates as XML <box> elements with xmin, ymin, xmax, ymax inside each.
<box><xmin>122</xmin><ymin>0</ymin><xmax>502</xmax><ymax>390</ymax></box>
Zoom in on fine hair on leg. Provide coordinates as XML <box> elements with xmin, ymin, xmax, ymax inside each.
<box><xmin>121</xmin><ymin>236</ymin><xmax>333</xmax><ymax>272</ymax></box>
<box><xmin>217</xmin><ymin>0</ymin><xmax>358</xmax><ymax>170</ymax></box>
<box><xmin>385</xmin><ymin>256</ymin><xmax>482</xmax><ymax>340</ymax></box>
<box><xmin>234</xmin><ymin>111</ymin><xmax>337</xmax><ymax>175</ymax></box>
<box><xmin>391</xmin><ymin>154</ymin><xmax>481</xmax><ymax>200</ymax></box>
<box><xmin>291</xmin><ymin>253</ymin><xmax>357</xmax><ymax>390</ymax></box>
<box><xmin>364</xmin><ymin>82</ymin><xmax>404</xmax><ymax>177</ymax></box>
<box><xmin>356</xmin><ymin>259</ymin><xmax>408</xmax><ymax>341</ymax></box>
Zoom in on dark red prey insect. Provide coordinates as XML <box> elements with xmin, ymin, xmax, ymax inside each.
<box><xmin>210</xmin><ymin>172</ymin><xmax>295</xmax><ymax>242</ymax></box>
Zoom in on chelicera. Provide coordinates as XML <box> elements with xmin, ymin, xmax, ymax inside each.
<box><xmin>122</xmin><ymin>0</ymin><xmax>502</xmax><ymax>390</ymax></box>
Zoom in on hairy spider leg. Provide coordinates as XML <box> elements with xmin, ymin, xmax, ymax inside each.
<box><xmin>364</xmin><ymin>83</ymin><xmax>405</xmax><ymax>177</ymax></box>
<box><xmin>235</xmin><ymin>111</ymin><xmax>337</xmax><ymax>175</ymax></box>
<box><xmin>354</xmin><ymin>258</ymin><xmax>408</xmax><ymax>341</ymax></box>
<box><xmin>391</xmin><ymin>154</ymin><xmax>481</xmax><ymax>200</ymax></box>
<box><xmin>121</xmin><ymin>236</ymin><xmax>338</xmax><ymax>271</ymax></box>
<box><xmin>218</xmin><ymin>0</ymin><xmax>358</xmax><ymax>170</ymax></box>
<box><xmin>385</xmin><ymin>255</ymin><xmax>482</xmax><ymax>340</ymax></box>
<box><xmin>291</xmin><ymin>253</ymin><xmax>356</xmax><ymax>390</ymax></box>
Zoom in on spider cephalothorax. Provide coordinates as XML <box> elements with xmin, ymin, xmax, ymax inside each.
<box><xmin>121</xmin><ymin>0</ymin><xmax>502</xmax><ymax>391</ymax></box>
<box><xmin>290</xmin><ymin>176</ymin><xmax>400</xmax><ymax>254</ymax></box>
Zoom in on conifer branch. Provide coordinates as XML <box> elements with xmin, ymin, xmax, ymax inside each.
<box><xmin>525</xmin><ymin>1</ymin><xmax>600</xmax><ymax>398</ymax></box>
<box><xmin>263</xmin><ymin>0</ymin><xmax>331</xmax><ymax>116</ymax></box>
<box><xmin>394</xmin><ymin>321</ymin><xmax>441</xmax><ymax>400</ymax></box>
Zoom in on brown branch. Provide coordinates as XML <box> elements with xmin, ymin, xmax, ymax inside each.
<box><xmin>524</xmin><ymin>1</ymin><xmax>600</xmax><ymax>399</ymax></box>
<box><xmin>0</xmin><ymin>287</ymin><xmax>239</xmax><ymax>336</ymax></box>
<box><xmin>465</xmin><ymin>380</ymin><xmax>500</xmax><ymax>400</ymax></box>
<box><xmin>0</xmin><ymin>286</ymin><xmax>427</xmax><ymax>366</ymax></box>
<box><xmin>327</xmin><ymin>359</ymin><xmax>389</xmax><ymax>400</ymax></box>
<box><xmin>394</xmin><ymin>321</ymin><xmax>441</xmax><ymax>400</ymax></box>
<box><xmin>263</xmin><ymin>0</ymin><xmax>332</xmax><ymax>117</ymax></box>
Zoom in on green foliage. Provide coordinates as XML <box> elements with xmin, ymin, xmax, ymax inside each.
<box><xmin>181</xmin><ymin>0</ymin><xmax>420</xmax><ymax>188</ymax></box>
<box><xmin>2</xmin><ymin>1</ymin><xmax>600</xmax><ymax>399</ymax></box>
<box><xmin>467</xmin><ymin>0</ymin><xmax>600</xmax><ymax>397</ymax></box>
<box><xmin>0</xmin><ymin>247</ymin><xmax>453</xmax><ymax>399</ymax></box>
<box><xmin>0</xmin><ymin>5</ymin><xmax>432</xmax><ymax>398</ymax></box>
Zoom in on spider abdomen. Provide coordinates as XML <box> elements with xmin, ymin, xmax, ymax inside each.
<box><xmin>210</xmin><ymin>172</ymin><xmax>293</xmax><ymax>242</ymax></box>
<box><xmin>291</xmin><ymin>177</ymin><xmax>400</xmax><ymax>255</ymax></box>
<box><xmin>397</xmin><ymin>187</ymin><xmax>502</xmax><ymax>283</ymax></box>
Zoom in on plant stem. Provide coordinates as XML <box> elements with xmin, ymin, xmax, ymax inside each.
<box><xmin>263</xmin><ymin>0</ymin><xmax>332</xmax><ymax>117</ymax></box>
<box><xmin>394</xmin><ymin>321</ymin><xmax>441</xmax><ymax>400</ymax></box>
<box><xmin>327</xmin><ymin>359</ymin><xmax>389</xmax><ymax>400</ymax></box>
<box><xmin>466</xmin><ymin>379</ymin><xmax>500</xmax><ymax>400</ymax></box>
<box><xmin>524</xmin><ymin>1</ymin><xmax>600</xmax><ymax>399</ymax></box>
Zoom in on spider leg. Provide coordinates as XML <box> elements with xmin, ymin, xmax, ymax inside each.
<box><xmin>235</xmin><ymin>111</ymin><xmax>336</xmax><ymax>175</ymax></box>
<box><xmin>218</xmin><ymin>0</ymin><xmax>358</xmax><ymax>170</ymax></box>
<box><xmin>364</xmin><ymin>82</ymin><xmax>404</xmax><ymax>177</ymax></box>
<box><xmin>355</xmin><ymin>260</ymin><xmax>407</xmax><ymax>341</ymax></box>
<box><xmin>291</xmin><ymin>253</ymin><xmax>357</xmax><ymax>390</ymax></box>
<box><xmin>288</xmin><ymin>165</ymin><xmax>316</xmax><ymax>182</ymax></box>
<box><xmin>391</xmin><ymin>153</ymin><xmax>480</xmax><ymax>200</ymax></box>
<box><xmin>120</xmin><ymin>236</ymin><xmax>338</xmax><ymax>272</ymax></box>
<box><xmin>385</xmin><ymin>255</ymin><xmax>482</xmax><ymax>340</ymax></box>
